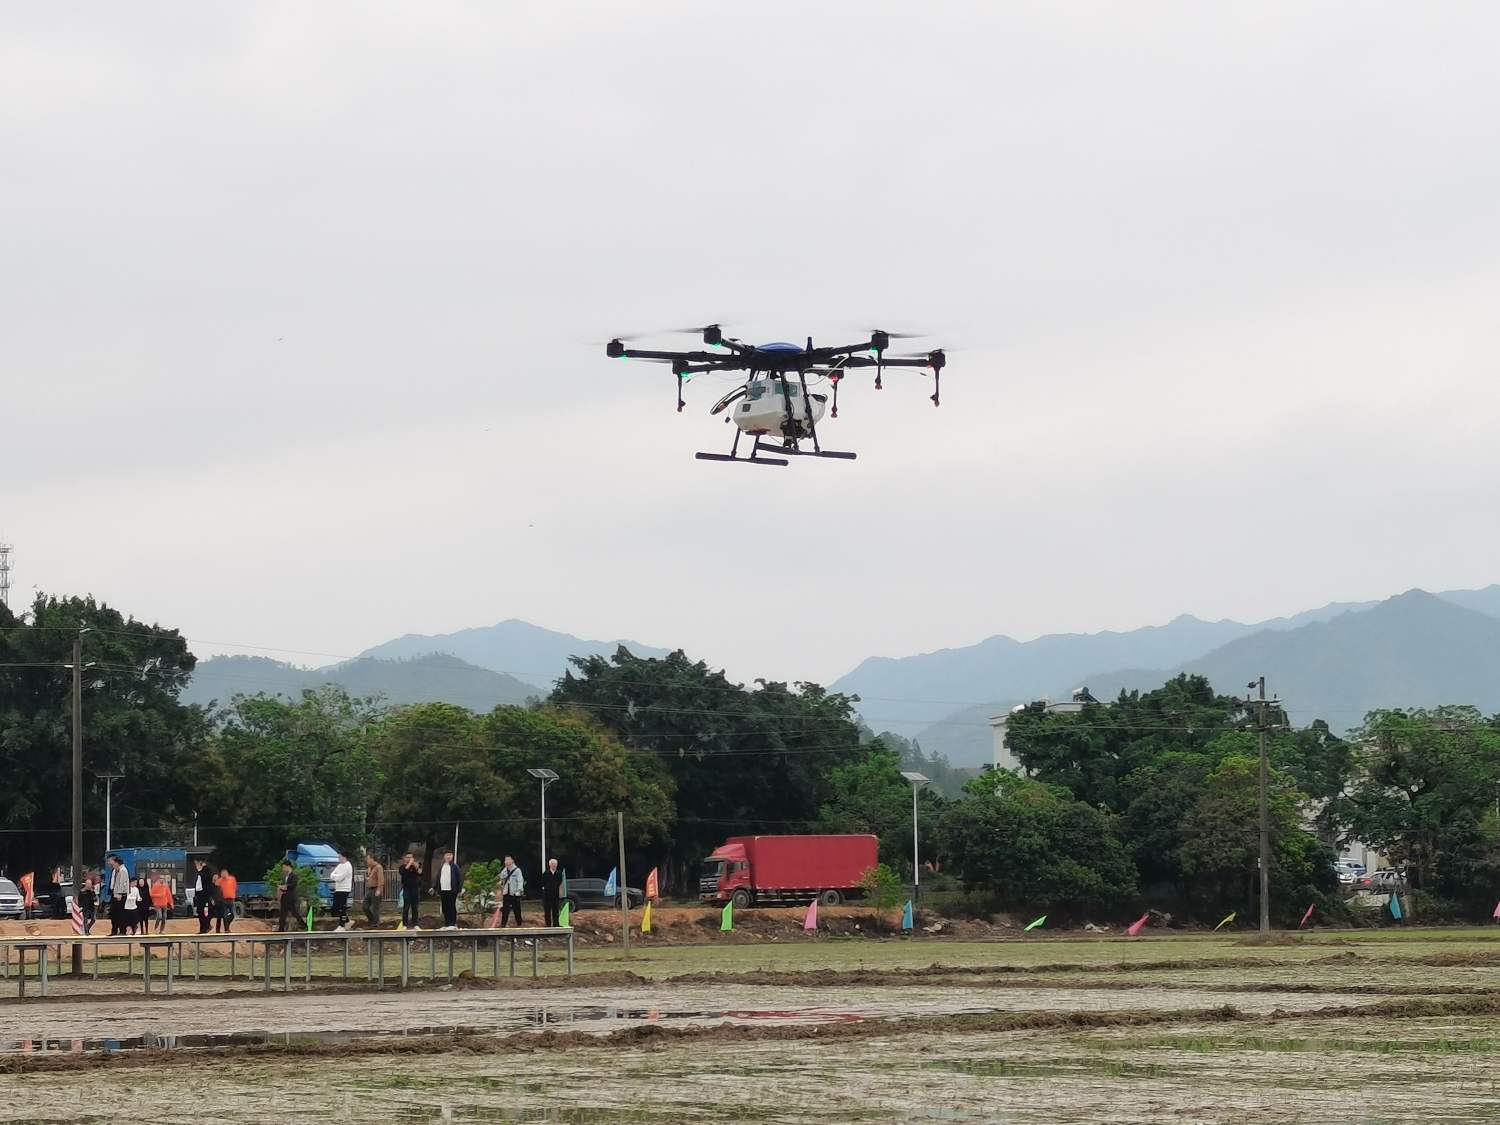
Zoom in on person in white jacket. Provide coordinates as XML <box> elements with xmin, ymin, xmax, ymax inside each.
<box><xmin>331</xmin><ymin>852</ymin><xmax>355</xmax><ymax>931</ymax></box>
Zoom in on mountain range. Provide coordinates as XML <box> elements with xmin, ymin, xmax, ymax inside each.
<box><xmin>833</xmin><ymin>586</ymin><xmax>1500</xmax><ymax>767</ymax></box>
<box><xmin>182</xmin><ymin>587</ymin><xmax>1500</xmax><ymax>770</ymax></box>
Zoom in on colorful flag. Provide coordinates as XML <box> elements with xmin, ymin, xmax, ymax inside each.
<box><xmin>646</xmin><ymin>868</ymin><xmax>659</xmax><ymax>902</ymax></box>
<box><xmin>1299</xmin><ymin>903</ymin><xmax>1315</xmax><ymax>929</ymax></box>
<box><xmin>1389</xmin><ymin>892</ymin><xmax>1403</xmax><ymax>921</ymax></box>
<box><xmin>69</xmin><ymin>897</ymin><xmax>84</xmax><ymax>936</ymax></box>
<box><xmin>901</xmin><ymin>900</ymin><xmax>913</xmax><ymax>931</ymax></box>
<box><xmin>305</xmin><ymin>904</ymin><xmax>315</xmax><ymax>932</ymax></box>
<box><xmin>803</xmin><ymin>899</ymin><xmax>819</xmax><ymax>931</ymax></box>
<box><xmin>641</xmin><ymin>902</ymin><xmax>652</xmax><ymax>934</ymax></box>
<box><xmin>558</xmin><ymin>901</ymin><xmax>572</xmax><ymax>927</ymax></box>
<box><xmin>720</xmin><ymin>901</ymin><xmax>733</xmax><ymax>932</ymax></box>
<box><xmin>561</xmin><ymin>871</ymin><xmax>568</xmax><ymax>901</ymax></box>
<box><xmin>1024</xmin><ymin>915</ymin><xmax>1047</xmax><ymax>932</ymax></box>
<box><xmin>19</xmin><ymin>873</ymin><xmax>35</xmax><ymax>911</ymax></box>
<box><xmin>488</xmin><ymin>902</ymin><xmax>503</xmax><ymax>928</ymax></box>
<box><xmin>1126</xmin><ymin>912</ymin><xmax>1149</xmax><ymax>936</ymax></box>
<box><xmin>1493</xmin><ymin>898</ymin><xmax>1500</xmax><ymax>920</ymax></box>
<box><xmin>604</xmin><ymin>868</ymin><xmax>618</xmax><ymax>898</ymax></box>
<box><xmin>1213</xmin><ymin>911</ymin><xmax>1237</xmax><ymax>932</ymax></box>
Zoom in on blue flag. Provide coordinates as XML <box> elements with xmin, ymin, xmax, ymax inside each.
<box><xmin>901</xmin><ymin>900</ymin><xmax>913</xmax><ymax>931</ymax></box>
<box><xmin>604</xmin><ymin>867</ymin><xmax>618</xmax><ymax>897</ymax></box>
<box><xmin>1389</xmin><ymin>892</ymin><xmax>1403</xmax><ymax>921</ymax></box>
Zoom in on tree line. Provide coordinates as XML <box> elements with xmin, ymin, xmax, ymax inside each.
<box><xmin>5</xmin><ymin>593</ymin><xmax>1500</xmax><ymax>921</ymax></box>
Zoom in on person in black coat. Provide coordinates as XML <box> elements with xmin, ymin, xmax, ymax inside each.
<box><xmin>399</xmin><ymin>853</ymin><xmax>422</xmax><ymax>929</ymax></box>
<box><xmin>191</xmin><ymin>858</ymin><xmax>217</xmax><ymax>934</ymax></box>
<box><xmin>433</xmin><ymin>850</ymin><xmax>461</xmax><ymax>929</ymax></box>
<box><xmin>540</xmin><ymin>858</ymin><xmax>563</xmax><ymax>927</ymax></box>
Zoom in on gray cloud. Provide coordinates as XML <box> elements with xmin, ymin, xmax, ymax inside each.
<box><xmin>5</xmin><ymin>2</ymin><xmax>1500</xmax><ymax>684</ymax></box>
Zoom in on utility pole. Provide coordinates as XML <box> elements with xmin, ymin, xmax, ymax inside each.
<box><xmin>100</xmin><ymin>773</ymin><xmax>124</xmax><ymax>852</ymax></box>
<box><xmin>617</xmin><ymin>812</ymin><xmax>630</xmax><ymax>960</ymax></box>
<box><xmin>70</xmin><ymin>630</ymin><xmax>83</xmax><ymax>975</ymax></box>
<box><xmin>1249</xmin><ymin>676</ymin><xmax>1273</xmax><ymax>934</ymax></box>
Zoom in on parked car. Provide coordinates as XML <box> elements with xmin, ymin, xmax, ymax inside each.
<box><xmin>1357</xmin><ymin>869</ymin><xmax>1406</xmax><ymax>893</ymax></box>
<box><xmin>563</xmin><ymin>878</ymin><xmax>644</xmax><ymax>911</ymax></box>
<box><xmin>0</xmin><ymin>878</ymin><xmax>23</xmax><ymax>918</ymax></box>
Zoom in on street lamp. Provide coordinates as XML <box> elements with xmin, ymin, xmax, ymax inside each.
<box><xmin>900</xmin><ymin>771</ymin><xmax>929</xmax><ymax>901</ymax></box>
<box><xmin>527</xmin><ymin>768</ymin><xmax>560</xmax><ymax>874</ymax></box>
<box><xmin>98</xmin><ymin>773</ymin><xmax>125</xmax><ymax>853</ymax></box>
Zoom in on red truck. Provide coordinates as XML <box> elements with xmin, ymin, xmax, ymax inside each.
<box><xmin>698</xmin><ymin>834</ymin><xmax>878</xmax><ymax>908</ymax></box>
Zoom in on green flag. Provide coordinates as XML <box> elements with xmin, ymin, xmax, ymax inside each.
<box><xmin>558</xmin><ymin>901</ymin><xmax>571</xmax><ymax>927</ymax></box>
<box><xmin>305</xmin><ymin>904</ymin><xmax>314</xmax><ymax>932</ymax></box>
<box><xmin>560</xmin><ymin>871</ymin><xmax>568</xmax><ymax>901</ymax></box>
<box><xmin>720</xmin><ymin>901</ymin><xmax>733</xmax><ymax>932</ymax></box>
<box><xmin>1024</xmin><ymin>915</ymin><xmax>1047</xmax><ymax>932</ymax></box>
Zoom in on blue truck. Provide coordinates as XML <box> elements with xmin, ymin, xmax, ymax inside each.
<box><xmin>107</xmin><ymin>846</ymin><xmax>215</xmax><ymax>915</ymax></box>
<box><xmin>236</xmin><ymin>843</ymin><xmax>346</xmax><ymax>917</ymax></box>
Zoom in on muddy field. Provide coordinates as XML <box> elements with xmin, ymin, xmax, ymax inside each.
<box><xmin>6</xmin><ymin>930</ymin><xmax>1500</xmax><ymax>1121</ymax></box>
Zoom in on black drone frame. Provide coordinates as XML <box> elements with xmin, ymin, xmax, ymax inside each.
<box><xmin>606</xmin><ymin>325</ymin><xmax>946</xmax><ymax>466</ymax></box>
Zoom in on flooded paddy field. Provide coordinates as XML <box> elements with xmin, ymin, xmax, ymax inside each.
<box><xmin>5</xmin><ymin>931</ymin><xmax>1500</xmax><ymax>1121</ymax></box>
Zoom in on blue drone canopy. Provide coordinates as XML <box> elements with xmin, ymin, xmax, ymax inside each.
<box><xmin>754</xmin><ymin>341</ymin><xmax>803</xmax><ymax>353</ymax></box>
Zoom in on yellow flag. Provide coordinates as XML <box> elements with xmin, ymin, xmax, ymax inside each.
<box><xmin>1213</xmin><ymin>911</ymin><xmax>1237</xmax><ymax>932</ymax></box>
<box><xmin>641</xmin><ymin>901</ymin><xmax>652</xmax><ymax>934</ymax></box>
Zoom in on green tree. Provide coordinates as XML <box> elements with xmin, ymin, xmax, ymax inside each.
<box><xmin>936</xmin><ymin>774</ymin><xmax>1138</xmax><ymax>912</ymax></box>
<box><xmin>205</xmin><ymin>687</ymin><xmax>383</xmax><ymax>874</ymax></box>
<box><xmin>463</xmin><ymin>858</ymin><xmax>504</xmax><ymax>917</ymax></box>
<box><xmin>550</xmin><ymin>648</ymin><xmax>861</xmax><ymax>891</ymax></box>
<box><xmin>818</xmin><ymin>744</ymin><xmax>942</xmax><ymax>872</ymax></box>
<box><xmin>1335</xmin><ymin>708</ymin><xmax>1500</xmax><ymax>910</ymax></box>
<box><xmin>857</xmin><ymin>863</ymin><xmax>906</xmax><ymax>913</ymax></box>
<box><xmin>1175</xmin><ymin>751</ymin><xmax>1335</xmax><ymax>920</ymax></box>
<box><xmin>0</xmin><ymin>593</ymin><xmax>207</xmax><ymax>877</ymax></box>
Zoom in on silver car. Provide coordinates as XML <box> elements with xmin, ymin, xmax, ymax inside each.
<box><xmin>0</xmin><ymin>878</ymin><xmax>24</xmax><ymax>918</ymax></box>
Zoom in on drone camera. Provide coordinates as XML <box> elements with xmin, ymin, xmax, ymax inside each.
<box><xmin>606</xmin><ymin>339</ymin><xmax>625</xmax><ymax>358</ymax></box>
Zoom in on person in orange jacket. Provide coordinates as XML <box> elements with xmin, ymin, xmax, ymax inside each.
<box><xmin>149</xmin><ymin>875</ymin><xmax>174</xmax><ymax>934</ymax></box>
<box><xmin>216</xmin><ymin>868</ymin><xmax>238</xmax><ymax>933</ymax></box>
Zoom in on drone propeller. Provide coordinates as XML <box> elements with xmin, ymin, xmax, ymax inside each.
<box><xmin>867</xmin><ymin>328</ymin><xmax>931</xmax><ymax>340</ymax></box>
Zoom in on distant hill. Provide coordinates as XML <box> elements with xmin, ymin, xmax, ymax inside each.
<box><xmin>846</xmin><ymin>585</ymin><xmax>1500</xmax><ymax>768</ymax></box>
<box><xmin>1088</xmin><ymin>590</ymin><xmax>1500</xmax><ymax>730</ymax></box>
<box><xmin>356</xmin><ymin>619</ymin><xmax>672</xmax><ymax>690</ymax></box>
<box><xmin>183</xmin><ymin>653</ymin><xmax>536</xmax><ymax>712</ymax></box>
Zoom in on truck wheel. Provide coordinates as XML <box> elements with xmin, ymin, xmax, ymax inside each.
<box><xmin>731</xmin><ymin>889</ymin><xmax>752</xmax><ymax>909</ymax></box>
<box><xmin>819</xmin><ymin>890</ymin><xmax>842</xmax><ymax>907</ymax></box>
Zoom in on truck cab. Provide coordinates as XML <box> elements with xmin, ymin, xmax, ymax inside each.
<box><xmin>699</xmin><ymin>842</ymin><xmax>751</xmax><ymax>904</ymax></box>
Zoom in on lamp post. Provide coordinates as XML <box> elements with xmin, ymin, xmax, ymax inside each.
<box><xmin>527</xmin><ymin>768</ymin><xmax>560</xmax><ymax>873</ymax></box>
<box><xmin>900</xmin><ymin>771</ymin><xmax>929</xmax><ymax>901</ymax></box>
<box><xmin>98</xmin><ymin>773</ymin><xmax>125</xmax><ymax>853</ymax></box>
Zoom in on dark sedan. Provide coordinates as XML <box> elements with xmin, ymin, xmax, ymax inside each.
<box><xmin>564</xmin><ymin>878</ymin><xmax>644</xmax><ymax>911</ymax></box>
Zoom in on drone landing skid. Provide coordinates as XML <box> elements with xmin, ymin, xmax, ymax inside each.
<box><xmin>695</xmin><ymin>450</ymin><xmax>788</xmax><ymax>467</ymax></box>
<box><xmin>695</xmin><ymin>438</ymin><xmax>856</xmax><ymax>466</ymax></box>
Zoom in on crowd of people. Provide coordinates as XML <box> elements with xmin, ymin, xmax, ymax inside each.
<box><xmin>28</xmin><ymin>848</ymin><xmax>566</xmax><ymax>935</ymax></box>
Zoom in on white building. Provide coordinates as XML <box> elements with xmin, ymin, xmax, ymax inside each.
<box><xmin>989</xmin><ymin>687</ymin><xmax>1097</xmax><ymax>771</ymax></box>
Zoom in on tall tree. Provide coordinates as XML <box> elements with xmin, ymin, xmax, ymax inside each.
<box><xmin>0</xmin><ymin>594</ymin><xmax>205</xmax><ymax>877</ymax></box>
<box><xmin>550</xmin><ymin>648</ymin><xmax>863</xmax><ymax>890</ymax></box>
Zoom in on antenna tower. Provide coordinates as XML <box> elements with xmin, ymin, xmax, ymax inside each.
<box><xmin>0</xmin><ymin>542</ymin><xmax>10</xmax><ymax>609</ymax></box>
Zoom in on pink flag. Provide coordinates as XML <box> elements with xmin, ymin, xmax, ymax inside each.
<box><xmin>1126</xmin><ymin>912</ymin><xmax>1149</xmax><ymax>937</ymax></box>
<box><xmin>803</xmin><ymin>899</ymin><xmax>819</xmax><ymax>931</ymax></box>
<box><xmin>1298</xmin><ymin>903</ymin><xmax>1315</xmax><ymax>929</ymax></box>
<box><xmin>1493</xmin><ymin>899</ymin><xmax>1500</xmax><ymax>920</ymax></box>
<box><xmin>488</xmin><ymin>903</ymin><xmax>502</xmax><ymax>928</ymax></box>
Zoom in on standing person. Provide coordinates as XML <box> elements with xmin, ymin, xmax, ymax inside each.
<box><xmin>123</xmin><ymin>877</ymin><xmax>142</xmax><ymax>936</ymax></box>
<box><xmin>78</xmin><ymin>874</ymin><xmax>98</xmax><ymax>936</ymax></box>
<box><xmin>540</xmin><ymin>858</ymin><xmax>563</xmax><ymax>928</ymax></box>
<box><xmin>497</xmin><ymin>856</ymin><xmax>524</xmax><ymax>927</ymax></box>
<box><xmin>149</xmin><ymin>874</ymin><xmax>173</xmax><ymax>934</ymax></box>
<box><xmin>399</xmin><ymin>853</ymin><xmax>422</xmax><ymax>930</ymax></box>
<box><xmin>217</xmin><ymin>867</ymin><xmax>238</xmax><ymax>933</ymax></box>
<box><xmin>434</xmin><ymin>850</ymin><xmax>461</xmax><ymax>930</ymax></box>
<box><xmin>330</xmin><ymin>851</ymin><xmax>354</xmax><ymax>932</ymax></box>
<box><xmin>362</xmin><ymin>854</ymin><xmax>385</xmax><ymax>928</ymax></box>
<box><xmin>132</xmin><ymin>875</ymin><xmax>152</xmax><ymax>935</ymax></box>
<box><xmin>190</xmin><ymin>858</ymin><xmax>216</xmax><ymax>934</ymax></box>
<box><xmin>276</xmin><ymin>860</ymin><xmax>299</xmax><ymax>931</ymax></box>
<box><xmin>106</xmin><ymin>855</ymin><xmax>130</xmax><ymax>936</ymax></box>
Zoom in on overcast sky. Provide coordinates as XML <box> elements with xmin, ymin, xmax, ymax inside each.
<box><xmin>6</xmin><ymin>3</ymin><xmax>1500</xmax><ymax>686</ymax></box>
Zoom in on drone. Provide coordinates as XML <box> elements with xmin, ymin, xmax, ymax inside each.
<box><xmin>605</xmin><ymin>325</ymin><xmax>947</xmax><ymax>466</ymax></box>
